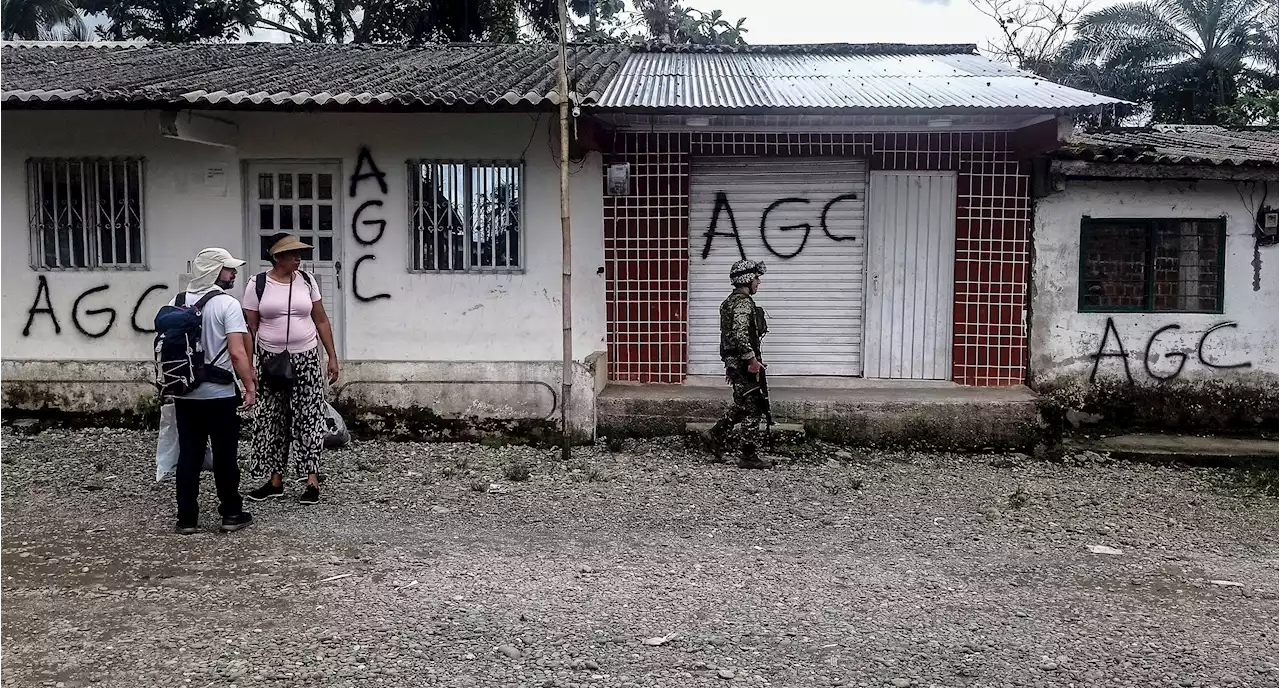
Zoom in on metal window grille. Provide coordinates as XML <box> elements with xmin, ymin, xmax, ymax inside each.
<box><xmin>26</xmin><ymin>158</ymin><xmax>147</xmax><ymax>270</ymax></box>
<box><xmin>1079</xmin><ymin>218</ymin><xmax>1225</xmax><ymax>313</ymax></box>
<box><xmin>407</xmin><ymin>160</ymin><xmax>523</xmax><ymax>272</ymax></box>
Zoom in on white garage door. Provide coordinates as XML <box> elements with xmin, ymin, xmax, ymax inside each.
<box><xmin>688</xmin><ymin>157</ymin><xmax>868</xmax><ymax>376</ymax></box>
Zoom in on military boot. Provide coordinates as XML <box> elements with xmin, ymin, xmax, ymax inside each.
<box><xmin>736</xmin><ymin>446</ymin><xmax>773</xmax><ymax>470</ymax></box>
<box><xmin>702</xmin><ymin>423</ymin><xmax>730</xmax><ymax>462</ymax></box>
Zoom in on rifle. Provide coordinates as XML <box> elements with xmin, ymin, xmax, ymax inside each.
<box><xmin>756</xmin><ymin>363</ymin><xmax>774</xmax><ymax>447</ymax></box>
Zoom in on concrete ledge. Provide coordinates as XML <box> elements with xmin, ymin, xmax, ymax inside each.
<box><xmin>685</xmin><ymin>421</ymin><xmax>808</xmax><ymax>445</ymax></box>
<box><xmin>599</xmin><ymin>382</ymin><xmax>1043</xmax><ymax>450</ymax></box>
<box><xmin>1082</xmin><ymin>434</ymin><xmax>1278</xmax><ymax>469</ymax></box>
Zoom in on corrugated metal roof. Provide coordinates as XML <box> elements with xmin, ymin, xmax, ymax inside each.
<box><xmin>596</xmin><ymin>48</ymin><xmax>1125</xmax><ymax>112</ymax></box>
<box><xmin>1055</xmin><ymin>125</ymin><xmax>1278</xmax><ymax>167</ymax></box>
<box><xmin>1</xmin><ymin>42</ymin><xmax>627</xmax><ymax>108</ymax></box>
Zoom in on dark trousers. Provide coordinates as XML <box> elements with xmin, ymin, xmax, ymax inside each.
<box><xmin>174</xmin><ymin>396</ymin><xmax>244</xmax><ymax>525</ymax></box>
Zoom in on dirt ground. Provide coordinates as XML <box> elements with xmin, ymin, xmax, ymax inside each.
<box><xmin>2</xmin><ymin>427</ymin><xmax>1277</xmax><ymax>688</ymax></box>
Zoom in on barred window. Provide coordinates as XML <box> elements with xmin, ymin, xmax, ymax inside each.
<box><xmin>408</xmin><ymin>160</ymin><xmax>522</xmax><ymax>272</ymax></box>
<box><xmin>1079</xmin><ymin>217</ymin><xmax>1225</xmax><ymax>313</ymax></box>
<box><xmin>27</xmin><ymin>158</ymin><xmax>146</xmax><ymax>270</ymax></box>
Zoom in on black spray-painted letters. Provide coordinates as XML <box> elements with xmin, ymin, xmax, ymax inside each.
<box><xmin>23</xmin><ymin>277</ymin><xmax>169</xmax><ymax>338</ymax></box>
<box><xmin>349</xmin><ymin>146</ymin><xmax>391</xmax><ymax>303</ymax></box>
<box><xmin>701</xmin><ymin>190</ymin><xmax>860</xmax><ymax>262</ymax></box>
<box><xmin>1089</xmin><ymin>317</ymin><xmax>1253</xmax><ymax>383</ymax></box>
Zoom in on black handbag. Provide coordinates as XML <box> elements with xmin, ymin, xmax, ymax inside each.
<box><xmin>259</xmin><ymin>276</ymin><xmax>295</xmax><ymax>389</ymax></box>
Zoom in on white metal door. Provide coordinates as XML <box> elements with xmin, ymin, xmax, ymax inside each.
<box><xmin>688</xmin><ymin>157</ymin><xmax>868</xmax><ymax>376</ymax></box>
<box><xmin>246</xmin><ymin>163</ymin><xmax>344</xmax><ymax>355</ymax></box>
<box><xmin>863</xmin><ymin>171</ymin><xmax>957</xmax><ymax>380</ymax></box>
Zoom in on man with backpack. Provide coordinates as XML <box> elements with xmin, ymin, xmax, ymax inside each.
<box><xmin>154</xmin><ymin>247</ymin><xmax>258</xmax><ymax>534</ymax></box>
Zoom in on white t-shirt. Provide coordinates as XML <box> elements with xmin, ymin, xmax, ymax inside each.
<box><xmin>166</xmin><ymin>287</ymin><xmax>249</xmax><ymax>400</ymax></box>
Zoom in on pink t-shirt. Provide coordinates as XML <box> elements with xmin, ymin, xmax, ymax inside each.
<box><xmin>242</xmin><ymin>272</ymin><xmax>323</xmax><ymax>354</ymax></box>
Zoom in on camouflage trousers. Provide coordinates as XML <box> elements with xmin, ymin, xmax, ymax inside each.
<box><xmin>710</xmin><ymin>363</ymin><xmax>769</xmax><ymax>459</ymax></box>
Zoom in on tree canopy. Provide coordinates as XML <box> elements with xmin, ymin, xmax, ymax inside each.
<box><xmin>972</xmin><ymin>0</ymin><xmax>1279</xmax><ymax>125</ymax></box>
<box><xmin>0</xmin><ymin>0</ymin><xmax>748</xmax><ymax>45</ymax></box>
<box><xmin>2</xmin><ymin>0</ymin><xmax>85</xmax><ymax>39</ymax></box>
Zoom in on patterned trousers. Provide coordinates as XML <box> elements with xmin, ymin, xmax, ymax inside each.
<box><xmin>250</xmin><ymin>345</ymin><xmax>326</xmax><ymax>479</ymax></box>
<box><xmin>711</xmin><ymin>362</ymin><xmax>768</xmax><ymax>459</ymax></box>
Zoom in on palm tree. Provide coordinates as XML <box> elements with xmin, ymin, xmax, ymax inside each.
<box><xmin>1</xmin><ymin>0</ymin><xmax>84</xmax><ymax>39</ymax></box>
<box><xmin>1063</xmin><ymin>0</ymin><xmax>1279</xmax><ymax>123</ymax></box>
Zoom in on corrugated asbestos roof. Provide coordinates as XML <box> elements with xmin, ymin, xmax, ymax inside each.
<box><xmin>1055</xmin><ymin>125</ymin><xmax>1278</xmax><ymax>167</ymax></box>
<box><xmin>1</xmin><ymin>42</ymin><xmax>628</xmax><ymax>108</ymax></box>
<box><xmin>595</xmin><ymin>48</ymin><xmax>1125</xmax><ymax>112</ymax></box>
<box><xmin>1</xmin><ymin>41</ymin><xmax>1122</xmax><ymax>113</ymax></box>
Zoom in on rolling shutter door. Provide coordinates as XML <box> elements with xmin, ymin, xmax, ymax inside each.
<box><xmin>687</xmin><ymin>157</ymin><xmax>868</xmax><ymax>376</ymax></box>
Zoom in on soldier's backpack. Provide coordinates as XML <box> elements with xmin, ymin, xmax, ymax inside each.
<box><xmin>153</xmin><ymin>291</ymin><xmax>235</xmax><ymax>398</ymax></box>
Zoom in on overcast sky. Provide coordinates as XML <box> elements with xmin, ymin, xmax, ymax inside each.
<box><xmin>703</xmin><ymin>0</ymin><xmax>1008</xmax><ymax>46</ymax></box>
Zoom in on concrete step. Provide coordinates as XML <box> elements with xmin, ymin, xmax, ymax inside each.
<box><xmin>598</xmin><ymin>382</ymin><xmax>1041</xmax><ymax>450</ymax></box>
<box><xmin>685</xmin><ymin>421</ymin><xmax>808</xmax><ymax>445</ymax></box>
<box><xmin>1083</xmin><ymin>434</ymin><xmax>1277</xmax><ymax>468</ymax></box>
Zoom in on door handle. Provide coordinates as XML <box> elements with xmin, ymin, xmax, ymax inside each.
<box><xmin>336</xmin><ymin>261</ymin><xmax>342</xmax><ymax>290</ymax></box>
<box><xmin>872</xmin><ymin>274</ymin><xmax>879</xmax><ymax>294</ymax></box>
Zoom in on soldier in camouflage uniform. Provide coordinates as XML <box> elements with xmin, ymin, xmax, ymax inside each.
<box><xmin>707</xmin><ymin>259</ymin><xmax>773</xmax><ymax>469</ymax></box>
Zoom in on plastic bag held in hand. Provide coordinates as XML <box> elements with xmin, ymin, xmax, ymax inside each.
<box><xmin>155</xmin><ymin>403</ymin><xmax>213</xmax><ymax>482</ymax></box>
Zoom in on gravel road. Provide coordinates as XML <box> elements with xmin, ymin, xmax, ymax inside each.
<box><xmin>2</xmin><ymin>427</ymin><xmax>1276</xmax><ymax>688</ymax></box>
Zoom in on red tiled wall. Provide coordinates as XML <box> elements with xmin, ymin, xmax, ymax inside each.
<box><xmin>602</xmin><ymin>130</ymin><xmax>1030</xmax><ymax>386</ymax></box>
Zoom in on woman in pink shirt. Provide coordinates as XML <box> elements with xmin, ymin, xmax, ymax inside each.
<box><xmin>242</xmin><ymin>233</ymin><xmax>340</xmax><ymax>505</ymax></box>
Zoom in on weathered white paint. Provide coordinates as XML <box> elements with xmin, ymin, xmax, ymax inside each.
<box><xmin>687</xmin><ymin>157</ymin><xmax>868</xmax><ymax>376</ymax></box>
<box><xmin>1031</xmin><ymin>178</ymin><xmax>1278</xmax><ymax>384</ymax></box>
<box><xmin>864</xmin><ymin>171</ymin><xmax>957</xmax><ymax>380</ymax></box>
<box><xmin>1</xmin><ymin>110</ymin><xmax>608</xmax><ymax>432</ymax></box>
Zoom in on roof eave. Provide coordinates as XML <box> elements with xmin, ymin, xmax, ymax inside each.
<box><xmin>0</xmin><ymin>95</ymin><xmax>591</xmax><ymax>113</ymax></box>
<box><xmin>588</xmin><ymin>104</ymin><xmax>1122</xmax><ymax>115</ymax></box>
<box><xmin>1051</xmin><ymin>159</ymin><xmax>1279</xmax><ymax>182</ymax></box>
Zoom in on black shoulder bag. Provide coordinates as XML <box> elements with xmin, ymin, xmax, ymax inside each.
<box><xmin>259</xmin><ymin>276</ymin><xmax>295</xmax><ymax>389</ymax></box>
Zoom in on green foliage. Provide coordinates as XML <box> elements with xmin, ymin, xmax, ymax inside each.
<box><xmin>976</xmin><ymin>0</ymin><xmax>1279</xmax><ymax>126</ymax></box>
<box><xmin>1215</xmin><ymin>83</ymin><xmax>1279</xmax><ymax>126</ymax></box>
<box><xmin>84</xmin><ymin>0</ymin><xmax>260</xmax><ymax>41</ymax></box>
<box><xmin>575</xmin><ymin>0</ymin><xmax>747</xmax><ymax>45</ymax></box>
<box><xmin>2</xmin><ymin>0</ymin><xmax>85</xmax><ymax>39</ymax></box>
<box><xmin>42</xmin><ymin>0</ymin><xmax>744</xmax><ymax>47</ymax></box>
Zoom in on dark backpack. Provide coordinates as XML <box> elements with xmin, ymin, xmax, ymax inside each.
<box><xmin>255</xmin><ymin>270</ymin><xmax>313</xmax><ymax>302</ymax></box>
<box><xmin>153</xmin><ymin>291</ymin><xmax>235</xmax><ymax>398</ymax></box>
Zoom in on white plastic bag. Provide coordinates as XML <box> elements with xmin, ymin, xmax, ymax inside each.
<box><xmin>155</xmin><ymin>403</ymin><xmax>214</xmax><ymax>482</ymax></box>
<box><xmin>322</xmin><ymin>401</ymin><xmax>350</xmax><ymax>449</ymax></box>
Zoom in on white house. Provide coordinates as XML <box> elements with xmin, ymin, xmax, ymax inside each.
<box><xmin>2</xmin><ymin>41</ymin><xmax>1131</xmax><ymax>447</ymax></box>
<box><xmin>2</xmin><ymin>42</ymin><xmax>626</xmax><ymax>440</ymax></box>
<box><xmin>1030</xmin><ymin>125</ymin><xmax>1278</xmax><ymax>432</ymax></box>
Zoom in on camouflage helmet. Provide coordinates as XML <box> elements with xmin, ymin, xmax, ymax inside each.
<box><xmin>729</xmin><ymin>259</ymin><xmax>766</xmax><ymax>286</ymax></box>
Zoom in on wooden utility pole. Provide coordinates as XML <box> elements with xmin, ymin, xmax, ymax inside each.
<box><xmin>557</xmin><ymin>0</ymin><xmax>574</xmax><ymax>461</ymax></box>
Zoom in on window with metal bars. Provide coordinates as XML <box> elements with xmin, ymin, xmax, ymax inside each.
<box><xmin>407</xmin><ymin>160</ymin><xmax>523</xmax><ymax>272</ymax></box>
<box><xmin>1078</xmin><ymin>217</ymin><xmax>1226</xmax><ymax>313</ymax></box>
<box><xmin>26</xmin><ymin>158</ymin><xmax>147</xmax><ymax>270</ymax></box>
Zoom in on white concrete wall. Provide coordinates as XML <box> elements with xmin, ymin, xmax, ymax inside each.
<box><xmin>1</xmin><ymin>110</ymin><xmax>606</xmax><ymax>363</ymax></box>
<box><xmin>1</xmin><ymin>110</ymin><xmax>607</xmax><ymax>435</ymax></box>
<box><xmin>1030</xmin><ymin>178</ymin><xmax>1278</xmax><ymax>385</ymax></box>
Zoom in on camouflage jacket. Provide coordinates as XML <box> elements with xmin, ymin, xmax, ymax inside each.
<box><xmin>719</xmin><ymin>291</ymin><xmax>764</xmax><ymax>362</ymax></box>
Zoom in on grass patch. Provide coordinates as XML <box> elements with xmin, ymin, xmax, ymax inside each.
<box><xmin>1006</xmin><ymin>485</ymin><xmax>1030</xmax><ymax>510</ymax></box>
<box><xmin>502</xmin><ymin>461</ymin><xmax>532</xmax><ymax>482</ymax></box>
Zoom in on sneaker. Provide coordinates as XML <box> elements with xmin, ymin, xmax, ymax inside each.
<box><xmin>298</xmin><ymin>484</ymin><xmax>320</xmax><ymax>505</ymax></box>
<box><xmin>175</xmin><ymin>522</ymin><xmax>199</xmax><ymax>535</ymax></box>
<box><xmin>246</xmin><ymin>481</ymin><xmax>285</xmax><ymax>501</ymax></box>
<box><xmin>220</xmin><ymin>512</ymin><xmax>254</xmax><ymax>532</ymax></box>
